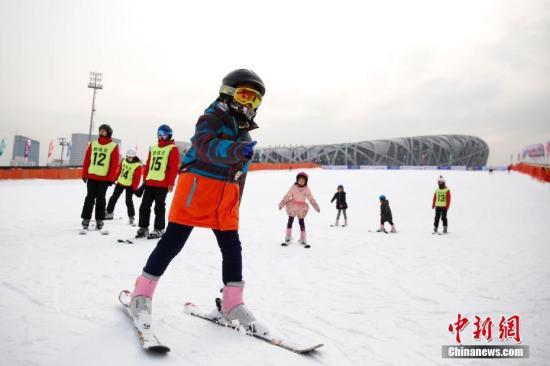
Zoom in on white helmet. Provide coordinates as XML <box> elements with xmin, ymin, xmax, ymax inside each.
<box><xmin>438</xmin><ymin>175</ymin><xmax>446</xmax><ymax>184</ymax></box>
<box><xmin>126</xmin><ymin>149</ymin><xmax>137</xmax><ymax>158</ymax></box>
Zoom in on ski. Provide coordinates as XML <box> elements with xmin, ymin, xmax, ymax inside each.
<box><xmin>184</xmin><ymin>301</ymin><xmax>323</xmax><ymax>354</ymax></box>
<box><xmin>118</xmin><ymin>290</ymin><xmax>170</xmax><ymax>353</ymax></box>
<box><xmin>79</xmin><ymin>228</ymin><xmax>109</xmax><ymax>235</ymax></box>
<box><xmin>280</xmin><ymin>240</ymin><xmax>310</xmax><ymax>248</ymax></box>
<box><xmin>116</xmin><ymin>234</ymin><xmax>161</xmax><ymax>244</ymax></box>
<box><xmin>99</xmin><ymin>216</ymin><xmax>124</xmax><ymax>221</ymax></box>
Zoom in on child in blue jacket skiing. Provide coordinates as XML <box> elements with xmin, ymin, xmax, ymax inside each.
<box><xmin>122</xmin><ymin>69</ymin><xmax>267</xmax><ymax>340</ymax></box>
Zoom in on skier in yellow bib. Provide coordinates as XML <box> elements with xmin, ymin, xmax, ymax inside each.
<box><xmin>105</xmin><ymin>149</ymin><xmax>143</xmax><ymax>225</ymax></box>
<box><xmin>135</xmin><ymin>125</ymin><xmax>180</xmax><ymax>239</ymax></box>
<box><xmin>432</xmin><ymin>176</ymin><xmax>451</xmax><ymax>234</ymax></box>
<box><xmin>80</xmin><ymin>124</ymin><xmax>120</xmax><ymax>231</ymax></box>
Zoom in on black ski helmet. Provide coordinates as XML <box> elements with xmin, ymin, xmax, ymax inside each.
<box><xmin>98</xmin><ymin>124</ymin><xmax>113</xmax><ymax>138</ymax></box>
<box><xmin>221</xmin><ymin>69</ymin><xmax>265</xmax><ymax>96</ymax></box>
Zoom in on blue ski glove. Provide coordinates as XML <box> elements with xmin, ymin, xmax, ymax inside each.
<box><xmin>242</xmin><ymin>141</ymin><xmax>257</xmax><ymax>160</ymax></box>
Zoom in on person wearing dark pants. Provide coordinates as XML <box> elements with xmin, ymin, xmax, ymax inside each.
<box><xmin>434</xmin><ymin>207</ymin><xmax>448</xmax><ymax>229</ymax></box>
<box><xmin>127</xmin><ymin>69</ymin><xmax>266</xmax><ymax>334</ymax></box>
<box><xmin>80</xmin><ymin>124</ymin><xmax>119</xmax><ymax>230</ymax></box>
<box><xmin>331</xmin><ymin>185</ymin><xmax>348</xmax><ymax>227</ymax></box>
<box><xmin>432</xmin><ymin>176</ymin><xmax>451</xmax><ymax>234</ymax></box>
<box><xmin>81</xmin><ymin>180</ymin><xmax>110</xmax><ymax>223</ymax></box>
<box><xmin>136</xmin><ymin>124</ymin><xmax>180</xmax><ymax>239</ymax></box>
<box><xmin>143</xmin><ymin>223</ymin><xmax>242</xmax><ymax>283</ymax></box>
<box><xmin>377</xmin><ymin>195</ymin><xmax>396</xmax><ymax>232</ymax></box>
<box><xmin>105</xmin><ymin>149</ymin><xmax>142</xmax><ymax>225</ymax></box>
<box><xmin>287</xmin><ymin>216</ymin><xmax>305</xmax><ymax>232</ymax></box>
<box><xmin>107</xmin><ymin>185</ymin><xmax>136</xmax><ymax>221</ymax></box>
<box><xmin>138</xmin><ymin>187</ymin><xmax>169</xmax><ymax>234</ymax></box>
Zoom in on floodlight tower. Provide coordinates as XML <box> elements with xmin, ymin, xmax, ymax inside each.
<box><xmin>58</xmin><ymin>137</ymin><xmax>70</xmax><ymax>165</ymax></box>
<box><xmin>87</xmin><ymin>72</ymin><xmax>103</xmax><ymax>143</ymax></box>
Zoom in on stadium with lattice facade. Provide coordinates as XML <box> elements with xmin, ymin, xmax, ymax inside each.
<box><xmin>252</xmin><ymin>135</ymin><xmax>489</xmax><ymax>167</ymax></box>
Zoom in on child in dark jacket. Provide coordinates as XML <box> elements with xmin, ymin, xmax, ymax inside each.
<box><xmin>331</xmin><ymin>185</ymin><xmax>348</xmax><ymax>227</ymax></box>
<box><xmin>377</xmin><ymin>195</ymin><xmax>396</xmax><ymax>233</ymax></box>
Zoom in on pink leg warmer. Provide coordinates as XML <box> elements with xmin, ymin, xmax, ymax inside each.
<box><xmin>222</xmin><ymin>282</ymin><xmax>244</xmax><ymax>315</ymax></box>
<box><xmin>131</xmin><ymin>274</ymin><xmax>158</xmax><ymax>299</ymax></box>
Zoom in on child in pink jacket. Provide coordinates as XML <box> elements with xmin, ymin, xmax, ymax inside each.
<box><xmin>278</xmin><ymin>172</ymin><xmax>320</xmax><ymax>247</ymax></box>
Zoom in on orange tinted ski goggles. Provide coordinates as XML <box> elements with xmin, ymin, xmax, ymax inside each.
<box><xmin>234</xmin><ymin>87</ymin><xmax>262</xmax><ymax>108</ymax></box>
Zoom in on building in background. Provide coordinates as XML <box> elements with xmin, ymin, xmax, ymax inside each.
<box><xmin>10</xmin><ymin>135</ymin><xmax>40</xmax><ymax>166</ymax></box>
<box><xmin>69</xmin><ymin>133</ymin><xmax>122</xmax><ymax>166</ymax></box>
<box><xmin>252</xmin><ymin>135</ymin><xmax>490</xmax><ymax>167</ymax></box>
<box><xmin>520</xmin><ymin>142</ymin><xmax>549</xmax><ymax>166</ymax></box>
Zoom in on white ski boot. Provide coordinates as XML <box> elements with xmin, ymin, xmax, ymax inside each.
<box><xmin>130</xmin><ymin>273</ymin><xmax>159</xmax><ymax>328</ymax></box>
<box><xmin>299</xmin><ymin>231</ymin><xmax>311</xmax><ymax>248</ymax></box>
<box><xmin>282</xmin><ymin>228</ymin><xmax>291</xmax><ymax>246</ymax></box>
<box><xmin>219</xmin><ymin>281</ymin><xmax>269</xmax><ymax>336</ymax></box>
<box><xmin>130</xmin><ymin>295</ymin><xmax>152</xmax><ymax>328</ymax></box>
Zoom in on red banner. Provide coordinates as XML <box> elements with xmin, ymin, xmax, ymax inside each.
<box><xmin>48</xmin><ymin>140</ymin><xmax>55</xmax><ymax>158</ymax></box>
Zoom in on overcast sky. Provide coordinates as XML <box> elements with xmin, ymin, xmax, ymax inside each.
<box><xmin>0</xmin><ymin>0</ymin><xmax>549</xmax><ymax>165</ymax></box>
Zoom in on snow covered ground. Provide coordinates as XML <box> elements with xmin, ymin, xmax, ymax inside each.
<box><xmin>1</xmin><ymin>169</ymin><xmax>549</xmax><ymax>365</ymax></box>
